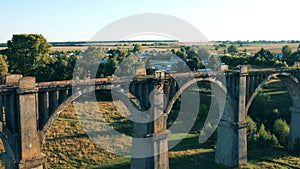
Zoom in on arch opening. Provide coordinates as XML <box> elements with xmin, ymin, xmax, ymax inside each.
<box><xmin>165</xmin><ymin>77</ymin><xmax>228</xmax><ymax>168</ymax></box>
<box><xmin>41</xmin><ymin>89</ymin><xmax>135</xmax><ymax>168</ymax></box>
<box><xmin>246</xmin><ymin>73</ymin><xmax>300</xmax><ymax>155</ymax></box>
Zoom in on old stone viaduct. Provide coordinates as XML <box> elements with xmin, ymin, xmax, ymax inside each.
<box><xmin>0</xmin><ymin>66</ymin><xmax>300</xmax><ymax>169</ymax></box>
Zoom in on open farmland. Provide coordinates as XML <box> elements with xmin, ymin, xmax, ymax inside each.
<box><xmin>236</xmin><ymin>43</ymin><xmax>299</xmax><ymax>54</ymax></box>
<box><xmin>49</xmin><ymin>42</ymin><xmax>300</xmax><ymax>54</ymax></box>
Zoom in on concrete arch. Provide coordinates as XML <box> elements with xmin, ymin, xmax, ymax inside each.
<box><xmin>165</xmin><ymin>77</ymin><xmax>227</xmax><ymax>115</ymax></box>
<box><xmin>39</xmin><ymin>86</ymin><xmax>95</xmax><ymax>140</ymax></box>
<box><xmin>245</xmin><ymin>73</ymin><xmax>300</xmax><ymax>115</ymax></box>
<box><xmin>39</xmin><ymin>86</ymin><xmax>140</xmax><ymax>142</ymax></box>
<box><xmin>245</xmin><ymin>72</ymin><xmax>300</xmax><ymax>150</ymax></box>
<box><xmin>165</xmin><ymin>77</ymin><xmax>228</xmax><ymax>144</ymax></box>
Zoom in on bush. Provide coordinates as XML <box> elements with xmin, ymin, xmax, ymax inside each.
<box><xmin>249</xmin><ymin>124</ymin><xmax>279</xmax><ymax>149</ymax></box>
<box><xmin>246</xmin><ymin>116</ymin><xmax>257</xmax><ymax>135</ymax></box>
<box><xmin>273</xmin><ymin>119</ymin><xmax>290</xmax><ymax>147</ymax></box>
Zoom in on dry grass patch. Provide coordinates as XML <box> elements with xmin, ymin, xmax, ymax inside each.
<box><xmin>42</xmin><ymin>101</ymin><xmax>131</xmax><ymax>168</ymax></box>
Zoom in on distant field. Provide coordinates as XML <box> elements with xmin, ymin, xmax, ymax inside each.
<box><xmin>2</xmin><ymin>42</ymin><xmax>298</xmax><ymax>54</ymax></box>
<box><xmin>50</xmin><ymin>43</ymin><xmax>300</xmax><ymax>54</ymax></box>
<box><xmin>50</xmin><ymin>45</ymin><xmax>176</xmax><ymax>51</ymax></box>
<box><xmin>214</xmin><ymin>43</ymin><xmax>299</xmax><ymax>54</ymax></box>
<box><xmin>51</xmin><ymin>46</ymin><xmax>87</xmax><ymax>51</ymax></box>
<box><xmin>239</xmin><ymin>43</ymin><xmax>299</xmax><ymax>54</ymax></box>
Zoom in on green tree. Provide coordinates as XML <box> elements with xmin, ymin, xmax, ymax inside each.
<box><xmin>0</xmin><ymin>54</ymin><xmax>9</xmax><ymax>76</ymax></box>
<box><xmin>282</xmin><ymin>45</ymin><xmax>292</xmax><ymax>63</ymax></box>
<box><xmin>115</xmin><ymin>54</ymin><xmax>143</xmax><ymax>77</ymax></box>
<box><xmin>133</xmin><ymin>44</ymin><xmax>143</xmax><ymax>53</ymax></box>
<box><xmin>186</xmin><ymin>47</ymin><xmax>197</xmax><ymax>59</ymax></box>
<box><xmin>6</xmin><ymin>34</ymin><xmax>52</xmax><ymax>78</ymax></box>
<box><xmin>186</xmin><ymin>56</ymin><xmax>204</xmax><ymax>71</ymax></box>
<box><xmin>208</xmin><ymin>55</ymin><xmax>221</xmax><ymax>71</ymax></box>
<box><xmin>273</xmin><ymin>119</ymin><xmax>290</xmax><ymax>147</ymax></box>
<box><xmin>227</xmin><ymin>45</ymin><xmax>238</xmax><ymax>54</ymax></box>
<box><xmin>49</xmin><ymin>51</ymin><xmax>77</xmax><ymax>81</ymax></box>
<box><xmin>103</xmin><ymin>57</ymin><xmax>118</xmax><ymax>77</ymax></box>
<box><xmin>74</xmin><ymin>47</ymin><xmax>104</xmax><ymax>79</ymax></box>
<box><xmin>196</xmin><ymin>47</ymin><xmax>210</xmax><ymax>60</ymax></box>
<box><xmin>246</xmin><ymin>116</ymin><xmax>257</xmax><ymax>135</ymax></box>
<box><xmin>145</xmin><ymin>59</ymin><xmax>154</xmax><ymax>75</ymax></box>
<box><xmin>254</xmin><ymin>48</ymin><xmax>274</xmax><ymax>60</ymax></box>
<box><xmin>288</xmin><ymin>51</ymin><xmax>300</xmax><ymax>66</ymax></box>
<box><xmin>175</xmin><ymin>47</ymin><xmax>187</xmax><ymax>59</ymax></box>
<box><xmin>256</xmin><ymin>124</ymin><xmax>279</xmax><ymax>148</ymax></box>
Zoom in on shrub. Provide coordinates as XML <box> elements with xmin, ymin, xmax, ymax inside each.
<box><xmin>250</xmin><ymin>124</ymin><xmax>279</xmax><ymax>149</ymax></box>
<box><xmin>246</xmin><ymin>116</ymin><xmax>257</xmax><ymax>135</ymax></box>
<box><xmin>273</xmin><ymin>119</ymin><xmax>290</xmax><ymax>147</ymax></box>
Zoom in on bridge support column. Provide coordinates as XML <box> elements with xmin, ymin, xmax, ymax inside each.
<box><xmin>58</xmin><ymin>90</ymin><xmax>68</xmax><ymax>104</ymax></box>
<box><xmin>288</xmin><ymin>107</ymin><xmax>300</xmax><ymax>151</ymax></box>
<box><xmin>2</xmin><ymin>77</ymin><xmax>46</xmax><ymax>169</ymax></box>
<box><xmin>131</xmin><ymin>81</ymin><xmax>169</xmax><ymax>169</ymax></box>
<box><xmin>38</xmin><ymin>92</ymin><xmax>49</xmax><ymax>130</ymax></box>
<box><xmin>48</xmin><ymin>91</ymin><xmax>58</xmax><ymax>115</ymax></box>
<box><xmin>215</xmin><ymin>66</ymin><xmax>248</xmax><ymax>167</ymax></box>
<box><xmin>18</xmin><ymin>77</ymin><xmax>46</xmax><ymax>169</ymax></box>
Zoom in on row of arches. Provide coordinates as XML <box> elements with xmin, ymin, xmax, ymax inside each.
<box><xmin>0</xmin><ymin>73</ymin><xmax>299</xmax><ymax>168</ymax></box>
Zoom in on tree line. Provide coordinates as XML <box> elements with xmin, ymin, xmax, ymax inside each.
<box><xmin>1</xmin><ymin>34</ymin><xmax>300</xmax><ymax>82</ymax></box>
<box><xmin>221</xmin><ymin>44</ymin><xmax>300</xmax><ymax>68</ymax></box>
<box><xmin>0</xmin><ymin>34</ymin><xmax>144</xmax><ymax>82</ymax></box>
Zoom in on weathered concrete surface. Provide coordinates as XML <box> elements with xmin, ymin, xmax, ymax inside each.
<box><xmin>3</xmin><ymin>74</ymin><xmax>23</xmax><ymax>85</ymax></box>
<box><xmin>18</xmin><ymin>77</ymin><xmax>46</xmax><ymax>169</ymax></box>
<box><xmin>215</xmin><ymin>65</ymin><xmax>248</xmax><ymax>167</ymax></box>
<box><xmin>131</xmin><ymin>80</ymin><xmax>170</xmax><ymax>169</ymax></box>
<box><xmin>288</xmin><ymin>107</ymin><xmax>300</xmax><ymax>150</ymax></box>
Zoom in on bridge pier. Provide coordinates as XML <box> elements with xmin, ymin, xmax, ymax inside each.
<box><xmin>131</xmin><ymin>81</ymin><xmax>170</xmax><ymax>169</ymax></box>
<box><xmin>288</xmin><ymin>107</ymin><xmax>300</xmax><ymax>151</ymax></box>
<box><xmin>215</xmin><ymin>66</ymin><xmax>248</xmax><ymax>167</ymax></box>
<box><xmin>1</xmin><ymin>77</ymin><xmax>46</xmax><ymax>169</ymax></box>
<box><xmin>18</xmin><ymin>77</ymin><xmax>46</xmax><ymax>169</ymax></box>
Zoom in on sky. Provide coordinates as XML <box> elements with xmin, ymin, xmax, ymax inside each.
<box><xmin>1</xmin><ymin>0</ymin><xmax>300</xmax><ymax>43</ymax></box>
